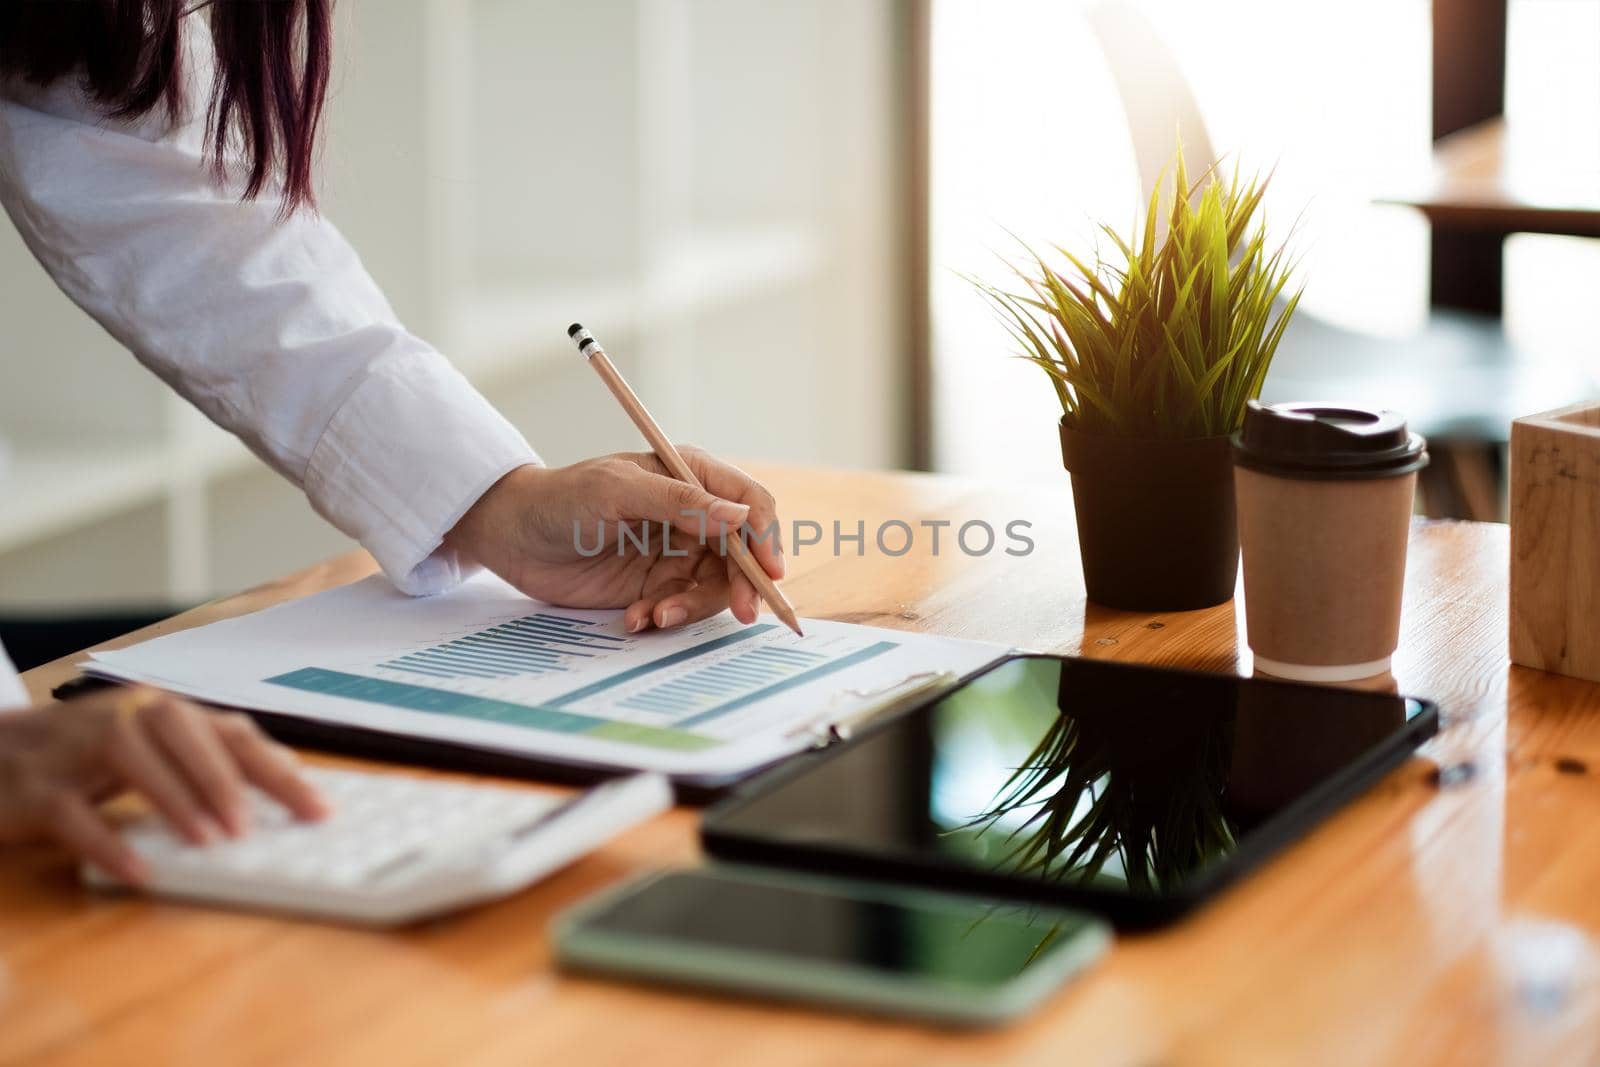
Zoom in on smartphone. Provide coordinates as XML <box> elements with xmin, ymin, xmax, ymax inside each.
<box><xmin>553</xmin><ymin>865</ymin><xmax>1110</xmax><ymax>1026</ymax></box>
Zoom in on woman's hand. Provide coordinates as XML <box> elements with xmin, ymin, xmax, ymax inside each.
<box><xmin>0</xmin><ymin>689</ymin><xmax>328</xmax><ymax>884</ymax></box>
<box><xmin>446</xmin><ymin>448</ymin><xmax>785</xmax><ymax>632</ymax></box>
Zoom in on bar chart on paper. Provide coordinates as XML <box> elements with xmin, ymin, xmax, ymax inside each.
<box><xmin>87</xmin><ymin>573</ymin><xmax>1007</xmax><ymax>777</ymax></box>
<box><xmin>376</xmin><ymin>613</ymin><xmax>628</xmax><ymax>680</ymax></box>
<box><xmin>261</xmin><ymin>605</ymin><xmax>905</xmax><ymax>754</ymax></box>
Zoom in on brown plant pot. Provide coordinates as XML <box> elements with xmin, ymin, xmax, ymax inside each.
<box><xmin>1059</xmin><ymin>419</ymin><xmax>1238</xmax><ymax>611</ymax></box>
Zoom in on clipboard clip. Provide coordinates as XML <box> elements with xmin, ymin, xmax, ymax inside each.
<box><xmin>783</xmin><ymin>671</ymin><xmax>957</xmax><ymax>749</ymax></box>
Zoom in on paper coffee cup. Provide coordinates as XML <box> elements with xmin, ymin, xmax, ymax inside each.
<box><xmin>1232</xmin><ymin>402</ymin><xmax>1428</xmax><ymax>683</ymax></box>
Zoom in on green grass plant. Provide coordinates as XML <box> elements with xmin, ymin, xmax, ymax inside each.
<box><xmin>970</xmin><ymin>146</ymin><xmax>1302</xmax><ymax>439</ymax></box>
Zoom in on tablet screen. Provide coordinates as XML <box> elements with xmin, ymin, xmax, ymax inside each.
<box><xmin>706</xmin><ymin>656</ymin><xmax>1432</xmax><ymax>908</ymax></box>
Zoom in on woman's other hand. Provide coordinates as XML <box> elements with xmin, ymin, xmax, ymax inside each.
<box><xmin>446</xmin><ymin>448</ymin><xmax>785</xmax><ymax>633</ymax></box>
<box><xmin>0</xmin><ymin>689</ymin><xmax>328</xmax><ymax>884</ymax></box>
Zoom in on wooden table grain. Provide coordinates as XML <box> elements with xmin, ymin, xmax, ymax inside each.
<box><xmin>5</xmin><ymin>465</ymin><xmax>1598</xmax><ymax>1067</ymax></box>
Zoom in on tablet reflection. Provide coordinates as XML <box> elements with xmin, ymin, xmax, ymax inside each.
<box><xmin>707</xmin><ymin>656</ymin><xmax>1424</xmax><ymax>906</ymax></box>
<box><xmin>933</xmin><ymin>658</ymin><xmax>1411</xmax><ymax>893</ymax></box>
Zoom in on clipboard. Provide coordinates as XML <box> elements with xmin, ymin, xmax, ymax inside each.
<box><xmin>66</xmin><ymin>574</ymin><xmax>1010</xmax><ymax>802</ymax></box>
<box><xmin>53</xmin><ymin>666</ymin><xmax>988</xmax><ymax>804</ymax></box>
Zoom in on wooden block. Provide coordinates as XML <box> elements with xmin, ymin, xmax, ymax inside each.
<box><xmin>1509</xmin><ymin>401</ymin><xmax>1600</xmax><ymax>680</ymax></box>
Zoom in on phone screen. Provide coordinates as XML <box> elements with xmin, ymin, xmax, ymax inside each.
<box><xmin>577</xmin><ymin>869</ymin><xmax>1099</xmax><ymax>990</ymax></box>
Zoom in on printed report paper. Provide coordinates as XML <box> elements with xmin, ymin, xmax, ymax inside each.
<box><xmin>86</xmin><ymin>573</ymin><xmax>1006</xmax><ymax>782</ymax></box>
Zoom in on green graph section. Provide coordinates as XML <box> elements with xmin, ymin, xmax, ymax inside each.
<box><xmin>264</xmin><ymin>667</ymin><xmax>718</xmax><ymax>752</ymax></box>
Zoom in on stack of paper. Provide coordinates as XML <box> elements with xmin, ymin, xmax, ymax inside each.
<box><xmin>88</xmin><ymin>573</ymin><xmax>1006</xmax><ymax>787</ymax></box>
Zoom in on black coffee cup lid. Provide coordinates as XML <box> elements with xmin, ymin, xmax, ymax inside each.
<box><xmin>1232</xmin><ymin>401</ymin><xmax>1429</xmax><ymax>479</ymax></box>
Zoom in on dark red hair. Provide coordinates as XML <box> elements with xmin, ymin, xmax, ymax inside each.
<box><xmin>0</xmin><ymin>0</ymin><xmax>332</xmax><ymax>213</ymax></box>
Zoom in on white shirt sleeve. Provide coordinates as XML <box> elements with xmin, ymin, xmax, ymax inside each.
<box><xmin>0</xmin><ymin>49</ymin><xmax>540</xmax><ymax>596</ymax></box>
<box><xmin>0</xmin><ymin>643</ymin><xmax>27</xmax><ymax>712</ymax></box>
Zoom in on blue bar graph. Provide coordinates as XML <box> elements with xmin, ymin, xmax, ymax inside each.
<box><xmin>675</xmin><ymin>641</ymin><xmax>899</xmax><ymax>728</ymax></box>
<box><xmin>379</xmin><ymin>612</ymin><xmax>627</xmax><ymax>680</ymax></box>
<box><xmin>617</xmin><ymin>644</ymin><xmax>845</xmax><ymax>720</ymax></box>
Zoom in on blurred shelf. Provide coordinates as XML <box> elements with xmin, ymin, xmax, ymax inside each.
<box><xmin>444</xmin><ymin>223</ymin><xmax>825</xmax><ymax>380</ymax></box>
<box><xmin>0</xmin><ymin>436</ymin><xmax>258</xmax><ymax>555</ymax></box>
<box><xmin>0</xmin><ymin>443</ymin><xmax>167</xmax><ymax>554</ymax></box>
<box><xmin>1</xmin><ymin>1</ymin><xmax>895</xmax><ymax>608</ymax></box>
<box><xmin>0</xmin><ymin>223</ymin><xmax>821</xmax><ymax>558</ymax></box>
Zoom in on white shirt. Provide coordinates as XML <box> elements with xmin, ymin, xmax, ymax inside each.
<box><xmin>0</xmin><ymin>646</ymin><xmax>26</xmax><ymax>711</ymax></box>
<box><xmin>0</xmin><ymin>24</ymin><xmax>542</xmax><ymax>709</ymax></box>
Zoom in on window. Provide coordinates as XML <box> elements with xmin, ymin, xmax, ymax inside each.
<box><xmin>928</xmin><ymin>0</ymin><xmax>1596</xmax><ymax>475</ymax></box>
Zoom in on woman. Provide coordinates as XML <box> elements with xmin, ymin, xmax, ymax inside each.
<box><xmin>0</xmin><ymin>3</ymin><xmax>784</xmax><ymax>880</ymax></box>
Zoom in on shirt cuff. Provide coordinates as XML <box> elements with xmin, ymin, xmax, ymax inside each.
<box><xmin>0</xmin><ymin>644</ymin><xmax>29</xmax><ymax>712</ymax></box>
<box><xmin>303</xmin><ymin>353</ymin><xmax>540</xmax><ymax>596</ymax></box>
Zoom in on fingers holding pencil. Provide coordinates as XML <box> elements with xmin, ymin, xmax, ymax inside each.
<box><xmin>570</xmin><ymin>323</ymin><xmax>802</xmax><ymax>636</ymax></box>
<box><xmin>672</xmin><ymin>447</ymin><xmax>785</xmax><ymax>627</ymax></box>
<box><xmin>674</xmin><ymin>445</ymin><xmax>785</xmax><ymax>576</ymax></box>
<box><xmin>619</xmin><ymin>447</ymin><xmax>787</xmax><ymax>628</ymax></box>
<box><xmin>613</xmin><ymin>449</ymin><xmax>783</xmax><ymax>627</ymax></box>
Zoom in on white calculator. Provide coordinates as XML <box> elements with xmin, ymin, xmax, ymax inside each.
<box><xmin>83</xmin><ymin>767</ymin><xmax>673</xmax><ymax>925</ymax></box>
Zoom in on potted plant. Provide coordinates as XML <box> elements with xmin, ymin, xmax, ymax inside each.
<box><xmin>971</xmin><ymin>149</ymin><xmax>1301</xmax><ymax>610</ymax></box>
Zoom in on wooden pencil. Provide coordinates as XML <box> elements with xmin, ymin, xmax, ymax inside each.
<box><xmin>568</xmin><ymin>323</ymin><xmax>804</xmax><ymax>637</ymax></box>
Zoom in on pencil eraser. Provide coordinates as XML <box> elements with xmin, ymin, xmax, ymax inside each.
<box><xmin>567</xmin><ymin>323</ymin><xmax>584</xmax><ymax>338</ymax></box>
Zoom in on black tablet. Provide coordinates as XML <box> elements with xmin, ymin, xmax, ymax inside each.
<box><xmin>701</xmin><ymin>654</ymin><xmax>1438</xmax><ymax>927</ymax></box>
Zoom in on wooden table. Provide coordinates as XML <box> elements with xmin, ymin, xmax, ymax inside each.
<box><xmin>5</xmin><ymin>465</ymin><xmax>1598</xmax><ymax>1067</ymax></box>
<box><xmin>1382</xmin><ymin>116</ymin><xmax>1600</xmax><ymax>314</ymax></box>
<box><xmin>1381</xmin><ymin>119</ymin><xmax>1600</xmax><ymax>240</ymax></box>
